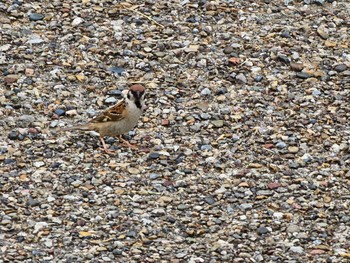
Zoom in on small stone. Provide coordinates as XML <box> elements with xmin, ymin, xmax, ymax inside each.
<box><xmin>308</xmin><ymin>249</ymin><xmax>326</xmax><ymax>255</ymax></box>
<box><xmin>107</xmin><ymin>67</ymin><xmax>125</xmax><ymax>75</ymax></box>
<box><xmin>105</xmin><ymin>97</ymin><xmax>117</xmax><ymax>104</ymax></box>
<box><xmin>201</xmin><ymin>88</ymin><xmax>211</xmax><ymax>96</ymax></box>
<box><xmin>236</xmin><ymin>73</ymin><xmax>247</xmax><ymax>84</ymax></box>
<box><xmin>8</xmin><ymin>131</ymin><xmax>19</xmax><ymax>140</ymax></box>
<box><xmin>25</xmin><ymin>68</ymin><xmax>35</xmax><ymax>76</ymax></box>
<box><xmin>286</xmin><ymin>224</ymin><xmax>300</xmax><ymax>233</ymax></box>
<box><xmin>334</xmin><ymin>64</ymin><xmax>347</xmax><ymax>72</ymax></box>
<box><xmin>317</xmin><ymin>28</ymin><xmax>329</xmax><ymax>39</ymax></box>
<box><xmin>72</xmin><ymin>17</ymin><xmax>84</xmax><ymax>26</ymax></box>
<box><xmin>200</xmin><ymin>113</ymin><xmax>211</xmax><ymax>120</ymax></box>
<box><xmin>204</xmin><ymin>196</ymin><xmax>215</xmax><ymax>205</ymax></box>
<box><xmin>27</xmin><ymin>197</ymin><xmax>40</xmax><ymax>207</ymax></box>
<box><xmin>277</xmin><ymin>54</ymin><xmax>290</xmax><ymax>64</ymax></box>
<box><xmin>330</xmin><ymin>144</ymin><xmax>340</xmax><ymax>153</ymax></box>
<box><xmin>313</xmin><ymin>70</ymin><xmax>325</xmax><ymax>77</ymax></box>
<box><xmin>281</xmin><ymin>31</ymin><xmax>291</xmax><ymax>38</ymax></box>
<box><xmin>149</xmin><ymin>173</ymin><xmax>161</xmax><ymax>180</ymax></box>
<box><xmin>149</xmin><ymin>152</ymin><xmax>160</xmax><ymax>159</ymax></box>
<box><xmin>254</xmin><ymin>76</ymin><xmax>263</xmax><ymax>82</ymax></box>
<box><xmin>240</xmin><ymin>203</ymin><xmax>253</xmax><ymax>210</ymax></box>
<box><xmin>54</xmin><ymin>109</ymin><xmax>65</xmax><ymax>116</ymax></box>
<box><xmin>176</xmin><ymin>252</ymin><xmax>187</xmax><ymax>258</ymax></box>
<box><xmin>126</xmin><ymin>230</ymin><xmax>137</xmax><ymax>238</ymax></box>
<box><xmin>4</xmin><ymin>74</ymin><xmax>20</xmax><ymax>84</ymax></box>
<box><xmin>315</xmin><ymin>0</ymin><xmax>325</xmax><ymax>5</ymax></box>
<box><xmin>276</xmin><ymin>141</ymin><xmax>287</xmax><ymax>149</ymax></box>
<box><xmin>290</xmin><ymin>62</ymin><xmax>304</xmax><ymax>71</ymax></box>
<box><xmin>211</xmin><ymin>120</ymin><xmax>224</xmax><ymax>128</ymax></box>
<box><xmin>33</xmin><ymin>222</ymin><xmax>48</xmax><ymax>233</ymax></box>
<box><xmin>107</xmin><ymin>89</ymin><xmax>122</xmax><ymax>96</ymax></box>
<box><xmin>161</xmin><ymin>119</ymin><xmax>170</xmax><ymax>126</ymax></box>
<box><xmin>312</xmin><ymin>89</ymin><xmax>321</xmax><ymax>96</ymax></box>
<box><xmin>273</xmin><ymin>212</ymin><xmax>284</xmax><ymax>220</ymax></box>
<box><xmin>257</xmin><ymin>226</ymin><xmax>269</xmax><ymax>234</ymax></box>
<box><xmin>267</xmin><ymin>183</ymin><xmax>281</xmax><ymax>189</ymax></box>
<box><xmin>324</xmin><ymin>39</ymin><xmax>337</xmax><ymax>47</ymax></box>
<box><xmin>296</xmin><ymin>72</ymin><xmax>312</xmax><ymax>79</ymax></box>
<box><xmin>34</xmin><ymin>161</ymin><xmax>45</xmax><ymax>168</ymax></box>
<box><xmin>288</xmin><ymin>146</ymin><xmax>299</xmax><ymax>153</ymax></box>
<box><xmin>232</xmin><ymin>135</ymin><xmax>240</xmax><ymax>142</ymax></box>
<box><xmin>301</xmin><ymin>153</ymin><xmax>312</xmax><ymax>163</ymax></box>
<box><xmin>66</xmin><ymin>109</ymin><xmax>78</xmax><ymax>116</ymax></box>
<box><xmin>4</xmin><ymin>159</ymin><xmax>16</xmax><ymax>165</ymax></box>
<box><xmin>223</xmin><ymin>46</ymin><xmax>234</xmax><ymax>54</ymax></box>
<box><xmin>290</xmin><ymin>246</ymin><xmax>304</xmax><ymax>254</ymax></box>
<box><xmin>200</xmin><ymin>145</ymin><xmax>212</xmax><ymax>151</ymax></box>
<box><xmin>128</xmin><ymin>167</ymin><xmax>140</xmax><ymax>174</ymax></box>
<box><xmin>29</xmin><ymin>13</ymin><xmax>45</xmax><ymax>21</ymax></box>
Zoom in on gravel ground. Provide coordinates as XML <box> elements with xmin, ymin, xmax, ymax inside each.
<box><xmin>1</xmin><ymin>0</ymin><xmax>350</xmax><ymax>262</ymax></box>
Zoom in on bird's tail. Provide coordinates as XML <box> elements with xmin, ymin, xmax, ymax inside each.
<box><xmin>61</xmin><ymin>124</ymin><xmax>91</xmax><ymax>131</ymax></box>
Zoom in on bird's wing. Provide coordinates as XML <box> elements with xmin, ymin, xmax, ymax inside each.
<box><xmin>90</xmin><ymin>99</ymin><xmax>127</xmax><ymax>123</ymax></box>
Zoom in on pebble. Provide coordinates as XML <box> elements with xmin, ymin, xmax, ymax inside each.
<box><xmin>200</xmin><ymin>113</ymin><xmax>211</xmax><ymax>120</ymax></box>
<box><xmin>72</xmin><ymin>17</ymin><xmax>84</xmax><ymax>26</ymax></box>
<box><xmin>200</xmin><ymin>145</ymin><xmax>212</xmax><ymax>151</ymax></box>
<box><xmin>128</xmin><ymin>167</ymin><xmax>140</xmax><ymax>174</ymax></box>
<box><xmin>296</xmin><ymin>72</ymin><xmax>312</xmax><ymax>79</ymax></box>
<box><xmin>317</xmin><ymin>28</ymin><xmax>329</xmax><ymax>39</ymax></box>
<box><xmin>277</xmin><ymin>54</ymin><xmax>290</xmax><ymax>64</ymax></box>
<box><xmin>54</xmin><ymin>109</ymin><xmax>65</xmax><ymax>116</ymax></box>
<box><xmin>290</xmin><ymin>246</ymin><xmax>304</xmax><ymax>254</ymax></box>
<box><xmin>107</xmin><ymin>67</ymin><xmax>125</xmax><ymax>75</ymax></box>
<box><xmin>8</xmin><ymin>131</ymin><xmax>19</xmax><ymax>140</ymax></box>
<box><xmin>211</xmin><ymin>120</ymin><xmax>224</xmax><ymax>128</ymax></box>
<box><xmin>257</xmin><ymin>226</ymin><xmax>269</xmax><ymax>234</ymax></box>
<box><xmin>334</xmin><ymin>64</ymin><xmax>347</xmax><ymax>72</ymax></box>
<box><xmin>34</xmin><ymin>161</ymin><xmax>45</xmax><ymax>168</ymax></box>
<box><xmin>290</xmin><ymin>62</ymin><xmax>304</xmax><ymax>71</ymax></box>
<box><xmin>286</xmin><ymin>224</ymin><xmax>300</xmax><ymax>233</ymax></box>
<box><xmin>254</xmin><ymin>76</ymin><xmax>263</xmax><ymax>82</ymax></box>
<box><xmin>201</xmin><ymin>88</ymin><xmax>212</xmax><ymax>96</ymax></box>
<box><xmin>149</xmin><ymin>173</ymin><xmax>161</xmax><ymax>180</ymax></box>
<box><xmin>276</xmin><ymin>141</ymin><xmax>287</xmax><ymax>149</ymax></box>
<box><xmin>288</xmin><ymin>146</ymin><xmax>299</xmax><ymax>153</ymax></box>
<box><xmin>236</xmin><ymin>73</ymin><xmax>247</xmax><ymax>84</ymax></box>
<box><xmin>29</xmin><ymin>13</ymin><xmax>45</xmax><ymax>21</ymax></box>
<box><xmin>4</xmin><ymin>74</ymin><xmax>20</xmax><ymax>84</ymax></box>
<box><xmin>240</xmin><ymin>203</ymin><xmax>253</xmax><ymax>210</ymax></box>
<box><xmin>204</xmin><ymin>197</ymin><xmax>215</xmax><ymax>205</ymax></box>
<box><xmin>105</xmin><ymin>97</ymin><xmax>117</xmax><ymax>104</ymax></box>
<box><xmin>4</xmin><ymin>159</ymin><xmax>16</xmax><ymax>165</ymax></box>
<box><xmin>27</xmin><ymin>197</ymin><xmax>40</xmax><ymax>207</ymax></box>
<box><xmin>312</xmin><ymin>89</ymin><xmax>321</xmax><ymax>96</ymax></box>
<box><xmin>149</xmin><ymin>152</ymin><xmax>160</xmax><ymax>159</ymax></box>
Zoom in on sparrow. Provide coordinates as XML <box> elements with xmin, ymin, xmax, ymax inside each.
<box><xmin>62</xmin><ymin>84</ymin><xmax>146</xmax><ymax>154</ymax></box>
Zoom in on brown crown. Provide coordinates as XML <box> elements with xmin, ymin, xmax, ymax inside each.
<box><xmin>129</xmin><ymin>84</ymin><xmax>145</xmax><ymax>92</ymax></box>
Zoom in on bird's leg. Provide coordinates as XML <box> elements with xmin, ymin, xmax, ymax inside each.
<box><xmin>117</xmin><ymin>135</ymin><xmax>137</xmax><ymax>149</ymax></box>
<box><xmin>99</xmin><ymin>136</ymin><xmax>115</xmax><ymax>154</ymax></box>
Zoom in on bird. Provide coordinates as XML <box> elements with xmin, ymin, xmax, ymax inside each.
<box><xmin>62</xmin><ymin>84</ymin><xmax>146</xmax><ymax>154</ymax></box>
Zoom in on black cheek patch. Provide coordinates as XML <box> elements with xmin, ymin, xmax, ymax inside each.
<box><xmin>127</xmin><ymin>92</ymin><xmax>131</xmax><ymax>100</ymax></box>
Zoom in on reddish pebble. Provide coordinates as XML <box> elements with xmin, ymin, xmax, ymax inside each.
<box><xmin>162</xmin><ymin>119</ymin><xmax>170</xmax><ymax>126</ymax></box>
<box><xmin>27</xmin><ymin>128</ymin><xmax>38</xmax><ymax>134</ymax></box>
<box><xmin>308</xmin><ymin>249</ymin><xmax>325</xmax><ymax>255</ymax></box>
<box><xmin>267</xmin><ymin>182</ymin><xmax>281</xmax><ymax>189</ymax></box>
<box><xmin>264</xmin><ymin>144</ymin><xmax>274</xmax><ymax>149</ymax></box>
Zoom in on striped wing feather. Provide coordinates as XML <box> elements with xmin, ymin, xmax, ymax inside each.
<box><xmin>90</xmin><ymin>100</ymin><xmax>127</xmax><ymax>123</ymax></box>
